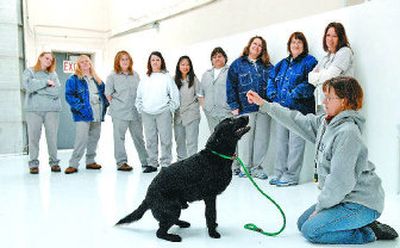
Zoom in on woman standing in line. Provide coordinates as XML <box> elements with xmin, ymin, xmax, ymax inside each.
<box><xmin>105</xmin><ymin>50</ymin><xmax>149</xmax><ymax>171</ymax></box>
<box><xmin>64</xmin><ymin>55</ymin><xmax>108</xmax><ymax>174</ymax></box>
<box><xmin>267</xmin><ymin>32</ymin><xmax>317</xmax><ymax>186</ymax></box>
<box><xmin>309</xmin><ymin>22</ymin><xmax>354</xmax><ymax>113</ymax></box>
<box><xmin>173</xmin><ymin>56</ymin><xmax>200</xmax><ymax>161</ymax></box>
<box><xmin>135</xmin><ymin>51</ymin><xmax>180</xmax><ymax>173</ymax></box>
<box><xmin>198</xmin><ymin>47</ymin><xmax>231</xmax><ymax>132</ymax></box>
<box><xmin>226</xmin><ymin>36</ymin><xmax>273</xmax><ymax>179</ymax></box>
<box><xmin>23</xmin><ymin>52</ymin><xmax>62</xmax><ymax>174</ymax></box>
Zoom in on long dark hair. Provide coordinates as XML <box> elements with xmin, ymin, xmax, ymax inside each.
<box><xmin>146</xmin><ymin>51</ymin><xmax>166</xmax><ymax>76</ymax></box>
<box><xmin>323</xmin><ymin>22</ymin><xmax>350</xmax><ymax>53</ymax></box>
<box><xmin>241</xmin><ymin>35</ymin><xmax>270</xmax><ymax>67</ymax></box>
<box><xmin>174</xmin><ymin>55</ymin><xmax>196</xmax><ymax>89</ymax></box>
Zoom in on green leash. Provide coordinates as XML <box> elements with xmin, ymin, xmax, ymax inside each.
<box><xmin>210</xmin><ymin>150</ymin><xmax>286</xmax><ymax>236</ymax></box>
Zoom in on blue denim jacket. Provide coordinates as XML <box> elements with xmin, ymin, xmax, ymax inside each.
<box><xmin>65</xmin><ymin>74</ymin><xmax>109</xmax><ymax>122</ymax></box>
<box><xmin>267</xmin><ymin>54</ymin><xmax>317</xmax><ymax>114</ymax></box>
<box><xmin>226</xmin><ymin>56</ymin><xmax>273</xmax><ymax>114</ymax></box>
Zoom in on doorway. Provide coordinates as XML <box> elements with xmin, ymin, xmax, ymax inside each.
<box><xmin>54</xmin><ymin>52</ymin><xmax>92</xmax><ymax>149</ymax></box>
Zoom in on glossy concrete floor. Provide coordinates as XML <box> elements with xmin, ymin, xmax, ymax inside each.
<box><xmin>1</xmin><ymin>126</ymin><xmax>399</xmax><ymax>248</ymax></box>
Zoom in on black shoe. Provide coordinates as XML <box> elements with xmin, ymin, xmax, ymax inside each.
<box><xmin>232</xmin><ymin>168</ymin><xmax>241</xmax><ymax>176</ymax></box>
<box><xmin>368</xmin><ymin>221</ymin><xmax>398</xmax><ymax>240</ymax></box>
<box><xmin>143</xmin><ymin>166</ymin><xmax>157</xmax><ymax>173</ymax></box>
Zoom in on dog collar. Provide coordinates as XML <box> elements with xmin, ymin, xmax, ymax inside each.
<box><xmin>210</xmin><ymin>150</ymin><xmax>237</xmax><ymax>160</ymax></box>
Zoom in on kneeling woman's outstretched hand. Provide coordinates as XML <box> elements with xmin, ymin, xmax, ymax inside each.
<box><xmin>247</xmin><ymin>90</ymin><xmax>265</xmax><ymax>106</ymax></box>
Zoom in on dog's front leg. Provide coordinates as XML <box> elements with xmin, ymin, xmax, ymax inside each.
<box><xmin>204</xmin><ymin>196</ymin><xmax>220</xmax><ymax>238</ymax></box>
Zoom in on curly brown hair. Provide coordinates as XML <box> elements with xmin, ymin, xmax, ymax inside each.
<box><xmin>322</xmin><ymin>76</ymin><xmax>363</xmax><ymax>110</ymax></box>
<box><xmin>241</xmin><ymin>36</ymin><xmax>270</xmax><ymax>67</ymax></box>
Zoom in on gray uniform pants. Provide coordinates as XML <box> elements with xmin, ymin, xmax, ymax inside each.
<box><xmin>273</xmin><ymin>122</ymin><xmax>305</xmax><ymax>183</ymax></box>
<box><xmin>142</xmin><ymin>111</ymin><xmax>173</xmax><ymax>168</ymax></box>
<box><xmin>26</xmin><ymin>112</ymin><xmax>60</xmax><ymax>167</ymax></box>
<box><xmin>112</xmin><ymin>118</ymin><xmax>148</xmax><ymax>167</ymax></box>
<box><xmin>174</xmin><ymin>118</ymin><xmax>200</xmax><ymax>161</ymax></box>
<box><xmin>69</xmin><ymin>121</ymin><xmax>101</xmax><ymax>168</ymax></box>
<box><xmin>238</xmin><ymin>111</ymin><xmax>271</xmax><ymax>171</ymax></box>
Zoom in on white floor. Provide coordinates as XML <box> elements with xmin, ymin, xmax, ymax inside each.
<box><xmin>1</xmin><ymin>149</ymin><xmax>399</xmax><ymax>248</ymax></box>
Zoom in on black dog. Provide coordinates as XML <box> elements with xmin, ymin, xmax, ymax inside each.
<box><xmin>115</xmin><ymin>116</ymin><xmax>250</xmax><ymax>242</ymax></box>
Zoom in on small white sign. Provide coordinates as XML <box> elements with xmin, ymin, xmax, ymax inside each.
<box><xmin>63</xmin><ymin>60</ymin><xmax>76</xmax><ymax>73</ymax></box>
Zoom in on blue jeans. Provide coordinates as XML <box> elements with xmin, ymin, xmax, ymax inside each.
<box><xmin>297</xmin><ymin>203</ymin><xmax>380</xmax><ymax>244</ymax></box>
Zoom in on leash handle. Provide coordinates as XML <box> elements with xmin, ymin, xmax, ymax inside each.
<box><xmin>210</xmin><ymin>150</ymin><xmax>286</xmax><ymax>236</ymax></box>
<box><xmin>237</xmin><ymin>157</ymin><xmax>286</xmax><ymax>237</ymax></box>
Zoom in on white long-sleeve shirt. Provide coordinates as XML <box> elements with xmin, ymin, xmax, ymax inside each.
<box><xmin>135</xmin><ymin>72</ymin><xmax>180</xmax><ymax>115</ymax></box>
<box><xmin>309</xmin><ymin>47</ymin><xmax>354</xmax><ymax>105</ymax></box>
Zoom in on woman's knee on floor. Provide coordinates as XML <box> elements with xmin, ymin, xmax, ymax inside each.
<box><xmin>300</xmin><ymin>220</ymin><xmax>322</xmax><ymax>243</ymax></box>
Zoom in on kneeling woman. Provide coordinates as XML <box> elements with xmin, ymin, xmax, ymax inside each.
<box><xmin>65</xmin><ymin>55</ymin><xmax>108</xmax><ymax>174</ymax></box>
<box><xmin>247</xmin><ymin>76</ymin><xmax>397</xmax><ymax>244</ymax></box>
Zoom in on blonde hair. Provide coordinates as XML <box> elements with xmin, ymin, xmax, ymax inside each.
<box><xmin>114</xmin><ymin>50</ymin><xmax>133</xmax><ymax>75</ymax></box>
<box><xmin>75</xmin><ymin>55</ymin><xmax>102</xmax><ymax>85</ymax></box>
<box><xmin>33</xmin><ymin>52</ymin><xmax>56</xmax><ymax>73</ymax></box>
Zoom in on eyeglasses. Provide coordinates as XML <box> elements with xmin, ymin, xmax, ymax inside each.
<box><xmin>323</xmin><ymin>96</ymin><xmax>342</xmax><ymax>102</ymax></box>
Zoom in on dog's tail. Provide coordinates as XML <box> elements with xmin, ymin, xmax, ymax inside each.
<box><xmin>115</xmin><ymin>200</ymin><xmax>149</xmax><ymax>226</ymax></box>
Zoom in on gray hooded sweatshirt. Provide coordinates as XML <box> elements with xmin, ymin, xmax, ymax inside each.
<box><xmin>260</xmin><ymin>102</ymin><xmax>384</xmax><ymax>214</ymax></box>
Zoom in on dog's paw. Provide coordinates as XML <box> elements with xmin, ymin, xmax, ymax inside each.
<box><xmin>176</xmin><ymin>220</ymin><xmax>191</xmax><ymax>228</ymax></box>
<box><xmin>157</xmin><ymin>233</ymin><xmax>182</xmax><ymax>242</ymax></box>
<box><xmin>208</xmin><ymin>229</ymin><xmax>221</xmax><ymax>239</ymax></box>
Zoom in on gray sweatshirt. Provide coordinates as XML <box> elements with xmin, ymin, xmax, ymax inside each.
<box><xmin>174</xmin><ymin>76</ymin><xmax>201</xmax><ymax>126</ymax></box>
<box><xmin>105</xmin><ymin>71</ymin><xmax>141</xmax><ymax>120</ymax></box>
<box><xmin>198</xmin><ymin>65</ymin><xmax>231</xmax><ymax>118</ymax></box>
<box><xmin>260</xmin><ymin>102</ymin><xmax>384</xmax><ymax>214</ymax></box>
<box><xmin>23</xmin><ymin>68</ymin><xmax>61</xmax><ymax>112</ymax></box>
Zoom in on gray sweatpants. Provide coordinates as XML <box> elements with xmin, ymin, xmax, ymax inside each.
<box><xmin>112</xmin><ymin>118</ymin><xmax>148</xmax><ymax>167</ymax></box>
<box><xmin>26</xmin><ymin>111</ymin><xmax>60</xmax><ymax>168</ymax></box>
<box><xmin>142</xmin><ymin>110</ymin><xmax>173</xmax><ymax>168</ymax></box>
<box><xmin>69</xmin><ymin>121</ymin><xmax>101</xmax><ymax>168</ymax></box>
<box><xmin>238</xmin><ymin>111</ymin><xmax>271</xmax><ymax>171</ymax></box>
<box><xmin>273</xmin><ymin>122</ymin><xmax>305</xmax><ymax>183</ymax></box>
<box><xmin>174</xmin><ymin>118</ymin><xmax>200</xmax><ymax>161</ymax></box>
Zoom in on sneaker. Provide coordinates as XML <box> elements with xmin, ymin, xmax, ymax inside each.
<box><xmin>86</xmin><ymin>163</ymin><xmax>102</xmax><ymax>170</ymax></box>
<box><xmin>275</xmin><ymin>179</ymin><xmax>297</xmax><ymax>187</ymax></box>
<box><xmin>143</xmin><ymin>165</ymin><xmax>157</xmax><ymax>173</ymax></box>
<box><xmin>368</xmin><ymin>221</ymin><xmax>398</xmax><ymax>240</ymax></box>
<box><xmin>250</xmin><ymin>167</ymin><xmax>268</xmax><ymax>180</ymax></box>
<box><xmin>232</xmin><ymin>168</ymin><xmax>241</xmax><ymax>176</ymax></box>
<box><xmin>238</xmin><ymin>170</ymin><xmax>249</xmax><ymax>178</ymax></box>
<box><xmin>269</xmin><ymin>176</ymin><xmax>280</xmax><ymax>185</ymax></box>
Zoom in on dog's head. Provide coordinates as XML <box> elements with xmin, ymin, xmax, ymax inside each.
<box><xmin>205</xmin><ymin>116</ymin><xmax>250</xmax><ymax>154</ymax></box>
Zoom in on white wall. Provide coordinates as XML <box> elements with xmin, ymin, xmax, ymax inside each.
<box><xmin>24</xmin><ymin>0</ymin><xmax>108</xmax><ymax>74</ymax></box>
<box><xmin>106</xmin><ymin>0</ymin><xmax>352</xmax><ymax>77</ymax></box>
<box><xmin>0</xmin><ymin>0</ymin><xmax>25</xmax><ymax>154</ymax></box>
